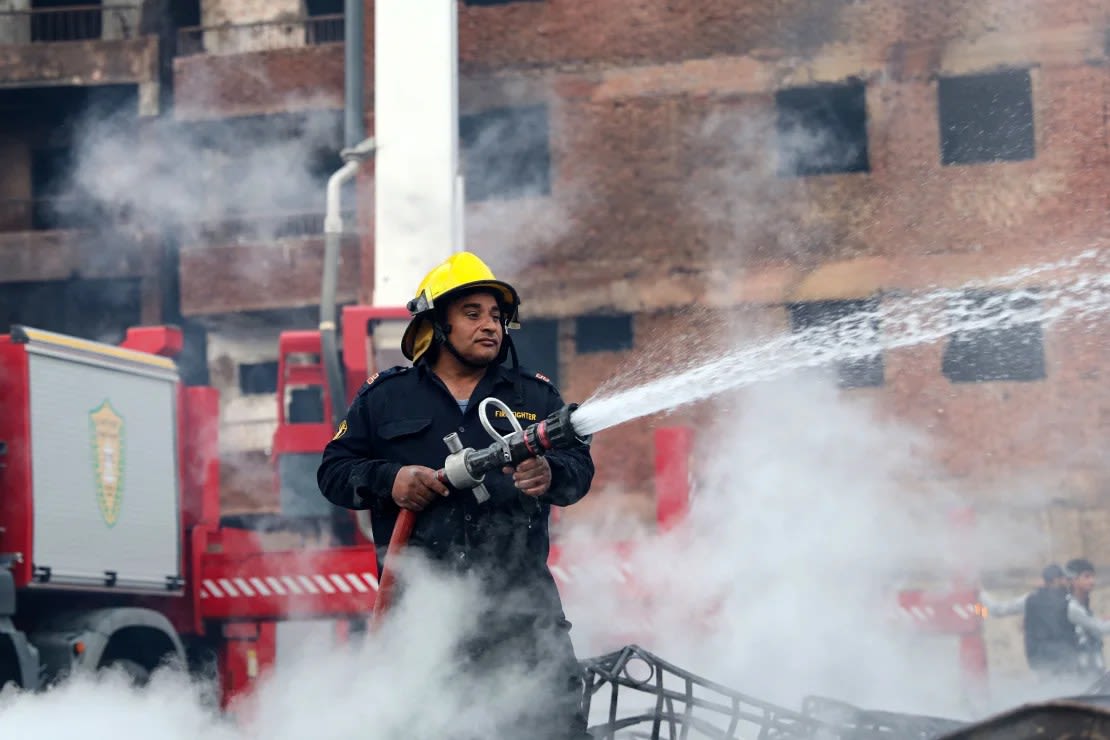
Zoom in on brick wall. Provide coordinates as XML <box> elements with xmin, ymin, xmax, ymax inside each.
<box><xmin>178</xmin><ymin>235</ymin><xmax>362</xmax><ymax>315</ymax></box>
<box><xmin>174</xmin><ymin>44</ymin><xmax>345</xmax><ymax>120</ymax></box>
<box><xmin>458</xmin><ymin>0</ymin><xmax>1107</xmax><ymax>71</ymax></box>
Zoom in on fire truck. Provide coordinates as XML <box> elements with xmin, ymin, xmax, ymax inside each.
<box><xmin>0</xmin><ymin>323</ymin><xmax>380</xmax><ymax>705</ymax></box>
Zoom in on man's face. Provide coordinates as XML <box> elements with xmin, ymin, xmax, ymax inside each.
<box><xmin>445</xmin><ymin>291</ymin><xmax>503</xmax><ymax>365</ymax></box>
<box><xmin>1075</xmin><ymin>571</ymin><xmax>1096</xmax><ymax>594</ymax></box>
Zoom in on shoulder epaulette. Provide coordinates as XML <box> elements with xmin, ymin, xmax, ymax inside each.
<box><xmin>513</xmin><ymin>365</ymin><xmax>556</xmax><ymax>388</ymax></box>
<box><xmin>357</xmin><ymin>366</ymin><xmax>410</xmax><ymax>396</ymax></box>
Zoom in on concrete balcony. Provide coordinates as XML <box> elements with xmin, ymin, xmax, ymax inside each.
<box><xmin>0</xmin><ymin>198</ymin><xmax>156</xmax><ymax>283</ymax></box>
<box><xmin>172</xmin><ymin>15</ymin><xmax>345</xmax><ymax>121</ymax></box>
<box><xmin>0</xmin><ymin>5</ymin><xmax>160</xmax><ymax>115</ymax></box>
<box><xmin>178</xmin><ymin>210</ymin><xmax>362</xmax><ymax>316</ymax></box>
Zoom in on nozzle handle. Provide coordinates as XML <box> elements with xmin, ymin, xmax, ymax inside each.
<box><xmin>443</xmin><ymin>432</ymin><xmax>490</xmax><ymax>503</ymax></box>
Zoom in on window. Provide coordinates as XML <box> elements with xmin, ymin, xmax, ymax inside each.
<box><xmin>0</xmin><ymin>278</ymin><xmax>142</xmax><ymax>345</ymax></box>
<box><xmin>460</xmin><ymin>105</ymin><xmax>551</xmax><ymax>202</ymax></box>
<box><xmin>576</xmin><ymin>314</ymin><xmax>633</xmax><ymax>354</ymax></box>
<box><xmin>170</xmin><ymin>0</ymin><xmax>200</xmax><ymax>29</ymax></box>
<box><xmin>304</xmin><ymin>0</ymin><xmax>343</xmax><ymax>44</ymax></box>
<box><xmin>287</xmin><ymin>387</ymin><xmax>325</xmax><ymax>423</ymax></box>
<box><xmin>787</xmin><ymin>299</ymin><xmax>884</xmax><ymax>388</ymax></box>
<box><xmin>305</xmin><ymin>0</ymin><xmax>343</xmax><ymax>13</ymax></box>
<box><xmin>938</xmin><ymin>69</ymin><xmax>1034</xmax><ymax>165</ymax></box>
<box><xmin>239</xmin><ymin>361</ymin><xmax>280</xmax><ymax>395</ymax></box>
<box><xmin>941</xmin><ymin>291</ymin><xmax>1045</xmax><ymax>383</ymax></box>
<box><xmin>30</xmin><ymin>146</ymin><xmax>72</xmax><ymax>229</ymax></box>
<box><xmin>775</xmin><ymin>81</ymin><xmax>870</xmax><ymax>176</ymax></box>
<box><xmin>31</xmin><ymin>0</ymin><xmax>102</xmax><ymax>41</ymax></box>
<box><xmin>510</xmin><ymin>318</ymin><xmax>559</xmax><ymax>388</ymax></box>
<box><xmin>177</xmin><ymin>321</ymin><xmax>210</xmax><ymax>387</ymax></box>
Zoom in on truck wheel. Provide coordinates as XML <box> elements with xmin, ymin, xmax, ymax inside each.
<box><xmin>105</xmin><ymin>659</ymin><xmax>150</xmax><ymax>687</ymax></box>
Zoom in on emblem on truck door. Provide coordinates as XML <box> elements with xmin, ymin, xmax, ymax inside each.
<box><xmin>89</xmin><ymin>399</ymin><xmax>125</xmax><ymax>527</ymax></box>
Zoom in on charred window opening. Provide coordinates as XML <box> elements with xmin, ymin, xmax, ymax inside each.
<box><xmin>576</xmin><ymin>314</ymin><xmax>634</xmax><ymax>354</ymax></box>
<box><xmin>775</xmin><ymin>81</ymin><xmax>870</xmax><ymax>176</ymax></box>
<box><xmin>938</xmin><ymin>69</ymin><xmax>1034</xmax><ymax>166</ymax></box>
<box><xmin>305</xmin><ymin>0</ymin><xmax>343</xmax><ymax>13</ymax></box>
<box><xmin>510</xmin><ymin>318</ymin><xmax>560</xmax><ymax>388</ymax></box>
<box><xmin>176</xmin><ymin>321</ymin><xmax>210</xmax><ymax>387</ymax></box>
<box><xmin>304</xmin><ymin>0</ymin><xmax>344</xmax><ymax>44</ymax></box>
<box><xmin>0</xmin><ymin>278</ymin><xmax>141</xmax><ymax>344</ymax></box>
<box><xmin>183</xmin><ymin>111</ymin><xmax>344</xmax><ymax>238</ymax></box>
<box><xmin>239</xmin><ymin>361</ymin><xmax>280</xmax><ymax>395</ymax></box>
<box><xmin>942</xmin><ymin>291</ymin><xmax>1045</xmax><ymax>383</ymax></box>
<box><xmin>170</xmin><ymin>0</ymin><xmax>200</xmax><ymax>29</ymax></box>
<box><xmin>787</xmin><ymin>299</ymin><xmax>884</xmax><ymax>388</ymax></box>
<box><xmin>30</xmin><ymin>146</ymin><xmax>73</xmax><ymax>229</ymax></box>
<box><xmin>4</xmin><ymin>85</ymin><xmax>138</xmax><ymax>231</ymax></box>
<box><xmin>308</xmin><ymin>145</ymin><xmax>344</xmax><ymax>184</ymax></box>
<box><xmin>30</xmin><ymin>0</ymin><xmax>102</xmax><ymax>42</ymax></box>
<box><xmin>460</xmin><ymin>105</ymin><xmax>551</xmax><ymax>202</ymax></box>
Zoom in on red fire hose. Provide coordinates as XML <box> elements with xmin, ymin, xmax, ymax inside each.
<box><xmin>371</xmin><ymin>468</ymin><xmax>455</xmax><ymax>623</ymax></box>
<box><xmin>371</xmin><ymin>508</ymin><xmax>416</xmax><ymax>622</ymax></box>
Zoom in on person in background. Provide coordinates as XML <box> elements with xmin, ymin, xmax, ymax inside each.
<box><xmin>1064</xmin><ymin>558</ymin><xmax>1110</xmax><ymax>680</ymax></box>
<box><xmin>980</xmin><ymin>564</ymin><xmax>1069</xmax><ymax>617</ymax></box>
<box><xmin>980</xmin><ymin>564</ymin><xmax>1076</xmax><ymax>679</ymax></box>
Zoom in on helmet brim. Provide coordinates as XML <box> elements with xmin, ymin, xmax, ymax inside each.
<box><xmin>437</xmin><ymin>280</ymin><xmax>520</xmax><ymax>322</ymax></box>
<box><xmin>401</xmin><ymin>316</ymin><xmax>435</xmax><ymax>362</ymax></box>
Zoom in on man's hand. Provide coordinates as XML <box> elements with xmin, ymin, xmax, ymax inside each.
<box><xmin>392</xmin><ymin>465</ymin><xmax>450</xmax><ymax>511</ymax></box>
<box><xmin>504</xmin><ymin>456</ymin><xmax>551</xmax><ymax>498</ymax></box>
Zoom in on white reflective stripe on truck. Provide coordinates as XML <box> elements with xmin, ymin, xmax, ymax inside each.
<box><xmin>200</xmin><ymin>573</ymin><xmax>381</xmax><ymax>598</ymax></box>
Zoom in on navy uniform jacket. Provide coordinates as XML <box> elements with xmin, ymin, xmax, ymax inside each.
<box><xmin>317</xmin><ymin>360</ymin><xmax>594</xmax><ymax>618</ymax></box>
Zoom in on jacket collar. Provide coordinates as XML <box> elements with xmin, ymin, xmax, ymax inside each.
<box><xmin>415</xmin><ymin>357</ymin><xmax>516</xmax><ymax>385</ymax></box>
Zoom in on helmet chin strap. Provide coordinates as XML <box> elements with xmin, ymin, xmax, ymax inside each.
<box><xmin>434</xmin><ymin>323</ymin><xmax>493</xmax><ymax>369</ymax></box>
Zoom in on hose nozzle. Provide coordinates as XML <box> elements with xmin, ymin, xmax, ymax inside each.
<box><xmin>508</xmin><ymin>403</ymin><xmax>591</xmax><ymax>461</ymax></box>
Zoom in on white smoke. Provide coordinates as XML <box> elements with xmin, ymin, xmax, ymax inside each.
<box><xmin>68</xmin><ymin>107</ymin><xmax>344</xmax><ymax>245</ymax></box>
<box><xmin>562</xmin><ymin>378</ymin><xmax>964</xmax><ymax>714</ymax></box>
<box><xmin>560</xmin><ymin>368</ymin><xmax>1106</xmax><ymax>729</ymax></box>
<box><xmin>0</xmin><ymin>559</ymin><xmax>557</xmax><ymax>740</ymax></box>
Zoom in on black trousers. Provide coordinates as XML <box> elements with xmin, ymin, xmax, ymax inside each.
<box><xmin>459</xmin><ymin>614</ymin><xmax>592</xmax><ymax>740</ymax></box>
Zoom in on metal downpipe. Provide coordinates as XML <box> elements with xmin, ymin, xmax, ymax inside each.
<box><xmin>321</xmin><ymin>0</ymin><xmax>367</xmax><ymax>427</ymax></box>
<box><xmin>321</xmin><ymin>160</ymin><xmax>360</xmax><ymax>428</ymax></box>
<box><xmin>344</xmin><ymin>0</ymin><xmax>365</xmax><ymax>147</ymax></box>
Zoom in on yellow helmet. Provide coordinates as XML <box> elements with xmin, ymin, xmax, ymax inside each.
<box><xmin>401</xmin><ymin>252</ymin><xmax>521</xmax><ymax>362</ymax></box>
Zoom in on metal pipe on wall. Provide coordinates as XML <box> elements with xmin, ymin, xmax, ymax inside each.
<box><xmin>318</xmin><ymin>0</ymin><xmax>368</xmax><ymax>429</ymax></box>
<box><xmin>320</xmin><ymin>160</ymin><xmax>360</xmax><ymax>428</ymax></box>
<box><xmin>344</xmin><ymin>0</ymin><xmax>365</xmax><ymax>146</ymax></box>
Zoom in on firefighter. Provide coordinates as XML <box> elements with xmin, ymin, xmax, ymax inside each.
<box><xmin>317</xmin><ymin>251</ymin><xmax>595</xmax><ymax>740</ymax></box>
<box><xmin>1064</xmin><ymin>558</ymin><xmax>1110</xmax><ymax>680</ymax></box>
